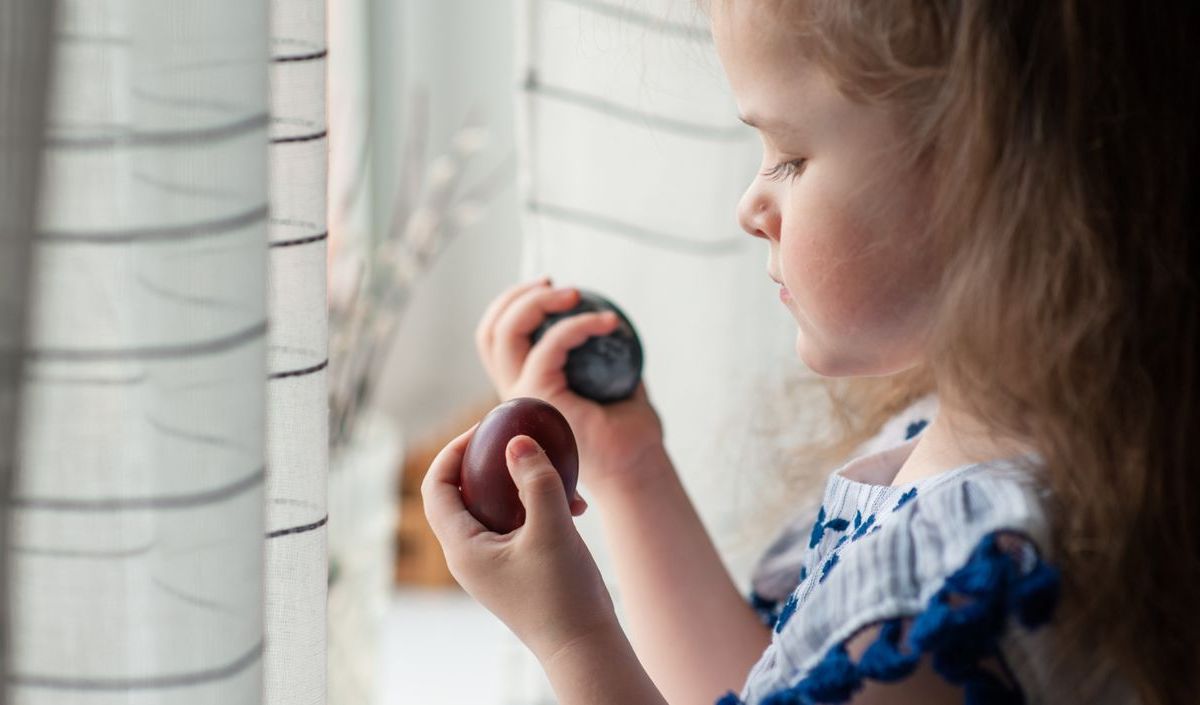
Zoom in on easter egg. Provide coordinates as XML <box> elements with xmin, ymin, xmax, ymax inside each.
<box><xmin>530</xmin><ymin>289</ymin><xmax>643</xmax><ymax>403</ymax></box>
<box><xmin>460</xmin><ymin>397</ymin><xmax>579</xmax><ymax>533</ymax></box>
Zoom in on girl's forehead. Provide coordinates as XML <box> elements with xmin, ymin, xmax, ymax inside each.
<box><xmin>710</xmin><ymin>0</ymin><xmax>808</xmax><ymax>66</ymax></box>
<box><xmin>711</xmin><ymin>1</ymin><xmax>826</xmax><ymax>113</ymax></box>
<box><xmin>709</xmin><ymin>0</ymin><xmax>804</xmax><ymax>31</ymax></box>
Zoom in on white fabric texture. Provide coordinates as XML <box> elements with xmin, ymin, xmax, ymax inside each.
<box><xmin>264</xmin><ymin>1</ymin><xmax>329</xmax><ymax>704</ymax></box>
<box><xmin>737</xmin><ymin>404</ymin><xmax>1137</xmax><ymax>705</ymax></box>
<box><xmin>1</xmin><ymin>1</ymin><xmax>327</xmax><ymax>704</ymax></box>
<box><xmin>0</xmin><ymin>3</ymin><xmax>56</xmax><ymax>698</ymax></box>
<box><xmin>744</xmin><ymin>461</ymin><xmax>1049</xmax><ymax>697</ymax></box>
<box><xmin>746</xmin><ymin>394</ymin><xmax>940</xmax><ymax>607</ymax></box>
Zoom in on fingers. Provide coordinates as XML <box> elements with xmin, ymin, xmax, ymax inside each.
<box><xmin>632</xmin><ymin>380</ymin><xmax>647</xmax><ymax>402</ymax></box>
<box><xmin>421</xmin><ymin>423</ymin><xmax>487</xmax><ymax>544</ymax></box>
<box><xmin>569</xmin><ymin>492</ymin><xmax>589</xmax><ymax>517</ymax></box>
<box><xmin>475</xmin><ymin>277</ymin><xmax>550</xmax><ymax>378</ymax></box>
<box><xmin>490</xmin><ymin>286</ymin><xmax>584</xmax><ymax>385</ymax></box>
<box><xmin>505</xmin><ymin>435</ymin><xmax>574</xmax><ymax>534</ymax></box>
<box><xmin>521</xmin><ymin>311</ymin><xmax>620</xmax><ymax>388</ymax></box>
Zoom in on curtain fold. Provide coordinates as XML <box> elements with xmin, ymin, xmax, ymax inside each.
<box><xmin>9</xmin><ymin>0</ymin><xmax>271</xmax><ymax>701</ymax></box>
<box><xmin>264</xmin><ymin>1</ymin><xmax>329</xmax><ymax>704</ymax></box>
<box><xmin>1</xmin><ymin>3</ymin><xmax>57</xmax><ymax>701</ymax></box>
<box><xmin>1</xmin><ymin>1</ymin><xmax>328</xmax><ymax>704</ymax></box>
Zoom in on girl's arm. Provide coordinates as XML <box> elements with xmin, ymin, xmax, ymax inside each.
<box><xmin>539</xmin><ymin>622</ymin><xmax>669</xmax><ymax>705</ymax></box>
<box><xmin>590</xmin><ymin>443</ymin><xmax>772</xmax><ymax>704</ymax></box>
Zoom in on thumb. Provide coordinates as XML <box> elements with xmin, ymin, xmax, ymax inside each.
<box><xmin>506</xmin><ymin>435</ymin><xmax>572</xmax><ymax>533</ymax></box>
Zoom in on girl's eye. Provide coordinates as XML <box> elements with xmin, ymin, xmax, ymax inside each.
<box><xmin>761</xmin><ymin>159</ymin><xmax>806</xmax><ymax>182</ymax></box>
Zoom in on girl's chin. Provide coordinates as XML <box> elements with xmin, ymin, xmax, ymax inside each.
<box><xmin>793</xmin><ymin>330</ymin><xmax>834</xmax><ymax>376</ymax></box>
<box><xmin>790</xmin><ymin>314</ymin><xmax>856</xmax><ymax>376</ymax></box>
<box><xmin>799</xmin><ymin>335</ymin><xmax>926</xmax><ymax>379</ymax></box>
<box><xmin>794</xmin><ymin>332</ymin><xmax>870</xmax><ymax>378</ymax></box>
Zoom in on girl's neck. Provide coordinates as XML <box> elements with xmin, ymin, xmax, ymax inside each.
<box><xmin>890</xmin><ymin>399</ymin><xmax>1039</xmax><ymax>486</ymax></box>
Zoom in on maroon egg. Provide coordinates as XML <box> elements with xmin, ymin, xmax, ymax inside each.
<box><xmin>460</xmin><ymin>397</ymin><xmax>579</xmax><ymax>533</ymax></box>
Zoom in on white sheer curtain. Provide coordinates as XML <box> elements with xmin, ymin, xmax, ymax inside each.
<box><xmin>0</xmin><ymin>1</ymin><xmax>327</xmax><ymax>703</ymax></box>
<box><xmin>0</xmin><ymin>3</ymin><xmax>56</xmax><ymax>699</ymax></box>
<box><xmin>264</xmin><ymin>1</ymin><xmax>328</xmax><ymax>704</ymax></box>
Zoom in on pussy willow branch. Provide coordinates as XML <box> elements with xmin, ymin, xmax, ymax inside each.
<box><xmin>331</xmin><ymin>151</ymin><xmax>513</xmax><ymax>448</ymax></box>
<box><xmin>328</xmin><ymin>89</ymin><xmax>511</xmax><ymax>450</ymax></box>
<box><xmin>357</xmin><ymin>148</ymin><xmax>518</xmax><ymax>402</ymax></box>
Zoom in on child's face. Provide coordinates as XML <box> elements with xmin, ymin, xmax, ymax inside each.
<box><xmin>712</xmin><ymin>1</ymin><xmax>939</xmax><ymax>377</ymax></box>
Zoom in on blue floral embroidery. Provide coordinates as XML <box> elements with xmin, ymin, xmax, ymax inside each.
<box><xmin>819</xmin><ymin>553</ymin><xmax>840</xmax><ymax>583</ymax></box>
<box><xmin>750</xmin><ymin>566</ymin><xmax>809</xmax><ymax>633</ymax></box>
<box><xmin>851</xmin><ymin>513</ymin><xmax>876</xmax><ymax>541</ymax></box>
<box><xmin>857</xmin><ymin>618</ymin><xmax>919</xmax><ymax>680</ymax></box>
<box><xmin>808</xmin><ymin>507</ymin><xmax>826</xmax><ymax>548</ymax></box>
<box><xmin>723</xmin><ymin>530</ymin><xmax>1062</xmax><ymax>705</ymax></box>
<box><xmin>833</xmin><ymin>535</ymin><xmax>849</xmax><ymax>549</ymax></box>
<box><xmin>749</xmin><ymin>590</ymin><xmax>780</xmax><ymax>629</ymax></box>
<box><xmin>809</xmin><ymin>506</ymin><xmax>851</xmax><ymax>548</ymax></box>
<box><xmin>775</xmin><ymin>592</ymin><xmax>800</xmax><ymax>633</ymax></box>
<box><xmin>792</xmin><ymin>642</ymin><xmax>859</xmax><ymax>703</ymax></box>
<box><xmin>761</xmin><ymin>690</ymin><xmax>807</xmax><ymax>705</ymax></box>
<box><xmin>904</xmin><ymin>419</ymin><xmax>928</xmax><ymax>440</ymax></box>
<box><xmin>893</xmin><ymin>487</ymin><xmax>918</xmax><ymax>512</ymax></box>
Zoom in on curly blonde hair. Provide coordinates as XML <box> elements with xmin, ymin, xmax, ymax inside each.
<box><xmin>707</xmin><ymin>1</ymin><xmax>1200</xmax><ymax>703</ymax></box>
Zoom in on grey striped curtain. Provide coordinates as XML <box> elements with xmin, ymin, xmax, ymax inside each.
<box><xmin>0</xmin><ymin>1</ymin><xmax>327</xmax><ymax>704</ymax></box>
<box><xmin>0</xmin><ymin>2</ymin><xmax>55</xmax><ymax>697</ymax></box>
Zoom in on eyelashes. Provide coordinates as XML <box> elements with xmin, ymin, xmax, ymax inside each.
<box><xmin>761</xmin><ymin>159</ymin><xmax>806</xmax><ymax>182</ymax></box>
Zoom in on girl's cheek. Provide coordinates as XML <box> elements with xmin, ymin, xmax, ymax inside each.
<box><xmin>784</xmin><ymin>195</ymin><xmax>867</xmax><ymax>291</ymax></box>
<box><xmin>787</xmin><ymin>203</ymin><xmax>895</xmax><ymax>330</ymax></box>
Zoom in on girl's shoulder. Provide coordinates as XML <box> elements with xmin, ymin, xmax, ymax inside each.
<box><xmin>746</xmin><ymin>393</ymin><xmax>940</xmax><ymax>623</ymax></box>
<box><xmin>735</xmin><ymin>461</ymin><xmax>1075</xmax><ymax>705</ymax></box>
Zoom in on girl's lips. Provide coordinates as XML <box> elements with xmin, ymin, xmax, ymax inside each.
<box><xmin>780</xmin><ymin>286</ymin><xmax>791</xmax><ymax>302</ymax></box>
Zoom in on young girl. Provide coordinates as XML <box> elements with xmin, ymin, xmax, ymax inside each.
<box><xmin>422</xmin><ymin>1</ymin><xmax>1199</xmax><ymax>703</ymax></box>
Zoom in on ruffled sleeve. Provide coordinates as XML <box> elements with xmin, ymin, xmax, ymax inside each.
<box><xmin>745</xmin><ymin>502</ymin><xmax>820</xmax><ymax>629</ymax></box>
<box><xmin>724</xmin><ymin>464</ymin><xmax>1063</xmax><ymax>705</ymax></box>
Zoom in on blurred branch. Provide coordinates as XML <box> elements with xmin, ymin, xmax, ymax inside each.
<box><xmin>328</xmin><ymin>87</ymin><xmax>512</xmax><ymax>450</ymax></box>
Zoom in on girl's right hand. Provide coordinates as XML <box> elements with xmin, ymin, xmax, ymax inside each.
<box><xmin>475</xmin><ymin>277</ymin><xmax>667</xmax><ymax>495</ymax></box>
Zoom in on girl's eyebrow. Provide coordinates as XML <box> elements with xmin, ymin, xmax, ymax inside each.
<box><xmin>739</xmin><ymin>113</ymin><xmax>799</xmax><ymax>134</ymax></box>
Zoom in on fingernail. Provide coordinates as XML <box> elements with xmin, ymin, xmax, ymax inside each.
<box><xmin>509</xmin><ymin>435</ymin><xmax>540</xmax><ymax>460</ymax></box>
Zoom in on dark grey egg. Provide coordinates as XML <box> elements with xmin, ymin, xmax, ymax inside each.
<box><xmin>530</xmin><ymin>289</ymin><xmax>643</xmax><ymax>404</ymax></box>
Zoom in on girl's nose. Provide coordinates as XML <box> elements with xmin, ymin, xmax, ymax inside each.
<box><xmin>737</xmin><ymin>182</ymin><xmax>779</xmax><ymax>241</ymax></box>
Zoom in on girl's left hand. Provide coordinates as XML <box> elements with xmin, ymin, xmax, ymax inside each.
<box><xmin>421</xmin><ymin>423</ymin><xmax>619</xmax><ymax>663</ymax></box>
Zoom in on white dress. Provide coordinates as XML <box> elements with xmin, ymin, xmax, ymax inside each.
<box><xmin>723</xmin><ymin>395</ymin><xmax>1137</xmax><ymax>705</ymax></box>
